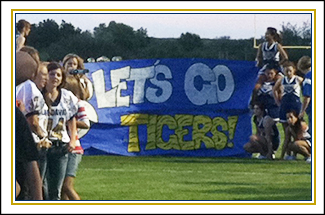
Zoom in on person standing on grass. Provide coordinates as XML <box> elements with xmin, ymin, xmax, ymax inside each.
<box><xmin>272</xmin><ymin>61</ymin><xmax>303</xmax><ymax>160</ymax></box>
<box><xmin>15</xmin><ymin>107</ymin><xmax>43</xmax><ymax>200</ymax></box>
<box><xmin>60</xmin><ymin>53</ymin><xmax>91</xmax><ymax>200</ymax></box>
<box><xmin>243</xmin><ymin>102</ymin><xmax>280</xmax><ymax>160</ymax></box>
<box><xmin>43</xmin><ymin>62</ymin><xmax>78</xmax><ymax>200</ymax></box>
<box><xmin>16</xmin><ymin>62</ymin><xmax>51</xmax><ymax>199</ymax></box>
<box><xmin>281</xmin><ymin>110</ymin><xmax>311</xmax><ymax>163</ymax></box>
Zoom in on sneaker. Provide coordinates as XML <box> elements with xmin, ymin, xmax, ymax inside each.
<box><xmin>257</xmin><ymin>154</ymin><xmax>267</xmax><ymax>159</ymax></box>
<box><xmin>305</xmin><ymin>157</ymin><xmax>311</xmax><ymax>163</ymax></box>
<box><xmin>284</xmin><ymin>155</ymin><xmax>296</xmax><ymax>160</ymax></box>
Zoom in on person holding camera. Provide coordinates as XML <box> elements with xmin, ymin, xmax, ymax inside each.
<box><xmin>62</xmin><ymin>53</ymin><xmax>93</xmax><ymax>101</ymax></box>
<box><xmin>42</xmin><ymin>62</ymin><xmax>78</xmax><ymax>200</ymax></box>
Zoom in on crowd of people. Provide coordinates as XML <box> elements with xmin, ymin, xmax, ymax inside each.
<box><xmin>245</xmin><ymin>27</ymin><xmax>312</xmax><ymax>163</ymax></box>
<box><xmin>14</xmin><ymin>20</ymin><xmax>312</xmax><ymax>201</ymax></box>
<box><xmin>15</xmin><ymin>19</ymin><xmax>92</xmax><ymax>200</ymax></box>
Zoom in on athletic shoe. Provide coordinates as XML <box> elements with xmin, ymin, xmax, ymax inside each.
<box><xmin>257</xmin><ymin>154</ymin><xmax>267</xmax><ymax>159</ymax></box>
<box><xmin>305</xmin><ymin>157</ymin><xmax>311</xmax><ymax>163</ymax></box>
<box><xmin>284</xmin><ymin>155</ymin><xmax>296</xmax><ymax>160</ymax></box>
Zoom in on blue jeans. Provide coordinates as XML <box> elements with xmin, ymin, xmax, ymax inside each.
<box><xmin>38</xmin><ymin>149</ymin><xmax>49</xmax><ymax>200</ymax></box>
<box><xmin>66</xmin><ymin>153</ymin><xmax>82</xmax><ymax>177</ymax></box>
<box><xmin>46</xmin><ymin>147</ymin><xmax>68</xmax><ymax>200</ymax></box>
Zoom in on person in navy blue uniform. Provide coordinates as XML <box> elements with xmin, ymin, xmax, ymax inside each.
<box><xmin>297</xmin><ymin>56</ymin><xmax>312</xmax><ymax>137</ymax></box>
<box><xmin>273</xmin><ymin>61</ymin><xmax>304</xmax><ymax>160</ymax></box>
<box><xmin>244</xmin><ymin>102</ymin><xmax>280</xmax><ymax>160</ymax></box>
<box><xmin>255</xmin><ymin>65</ymin><xmax>281</xmax><ymax>121</ymax></box>
<box><xmin>250</xmin><ymin>27</ymin><xmax>288</xmax><ymax>109</ymax></box>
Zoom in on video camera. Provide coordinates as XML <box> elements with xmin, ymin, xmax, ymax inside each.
<box><xmin>69</xmin><ymin>69</ymin><xmax>89</xmax><ymax>75</ymax></box>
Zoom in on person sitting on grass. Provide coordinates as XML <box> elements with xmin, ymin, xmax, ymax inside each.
<box><xmin>243</xmin><ymin>102</ymin><xmax>280</xmax><ymax>160</ymax></box>
<box><xmin>281</xmin><ymin>110</ymin><xmax>311</xmax><ymax>163</ymax></box>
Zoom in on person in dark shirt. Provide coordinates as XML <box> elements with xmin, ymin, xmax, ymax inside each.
<box><xmin>15</xmin><ymin>107</ymin><xmax>43</xmax><ymax>200</ymax></box>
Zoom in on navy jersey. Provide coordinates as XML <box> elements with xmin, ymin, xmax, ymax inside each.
<box><xmin>256</xmin><ymin>81</ymin><xmax>279</xmax><ymax>119</ymax></box>
<box><xmin>279</xmin><ymin>76</ymin><xmax>302</xmax><ymax>122</ymax></box>
<box><xmin>282</xmin><ymin>76</ymin><xmax>301</xmax><ymax>99</ymax></box>
<box><xmin>262</xmin><ymin>42</ymin><xmax>280</xmax><ymax>66</ymax></box>
<box><xmin>254</xmin><ymin>115</ymin><xmax>280</xmax><ymax>150</ymax></box>
<box><xmin>257</xmin><ymin>81</ymin><xmax>277</xmax><ymax>107</ymax></box>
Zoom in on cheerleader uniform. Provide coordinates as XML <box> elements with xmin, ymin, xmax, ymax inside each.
<box><xmin>254</xmin><ymin>114</ymin><xmax>280</xmax><ymax>151</ymax></box>
<box><xmin>279</xmin><ymin>76</ymin><xmax>302</xmax><ymax>123</ymax></box>
<box><xmin>258</xmin><ymin>41</ymin><xmax>282</xmax><ymax>75</ymax></box>
<box><xmin>256</xmin><ymin>81</ymin><xmax>280</xmax><ymax>121</ymax></box>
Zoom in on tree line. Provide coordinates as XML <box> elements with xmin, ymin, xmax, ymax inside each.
<box><xmin>24</xmin><ymin>19</ymin><xmax>311</xmax><ymax>64</ymax></box>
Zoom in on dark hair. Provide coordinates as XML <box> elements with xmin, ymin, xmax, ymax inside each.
<box><xmin>265</xmin><ymin>63</ymin><xmax>279</xmax><ymax>72</ymax></box>
<box><xmin>17</xmin><ymin>19</ymin><xmax>31</xmax><ymax>33</ymax></box>
<box><xmin>254</xmin><ymin>102</ymin><xmax>265</xmax><ymax>112</ymax></box>
<box><xmin>267</xmin><ymin>27</ymin><xmax>282</xmax><ymax>43</ymax></box>
<box><xmin>252</xmin><ymin>102</ymin><xmax>267</xmax><ymax>126</ymax></box>
<box><xmin>283</xmin><ymin>60</ymin><xmax>296</xmax><ymax>70</ymax></box>
<box><xmin>286</xmin><ymin>110</ymin><xmax>303</xmax><ymax>135</ymax></box>
<box><xmin>43</xmin><ymin>62</ymin><xmax>66</xmax><ymax>108</ymax></box>
<box><xmin>47</xmin><ymin>61</ymin><xmax>66</xmax><ymax>89</ymax></box>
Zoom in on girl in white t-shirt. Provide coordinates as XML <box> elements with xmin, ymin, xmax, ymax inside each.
<box><xmin>43</xmin><ymin>62</ymin><xmax>78</xmax><ymax>200</ymax></box>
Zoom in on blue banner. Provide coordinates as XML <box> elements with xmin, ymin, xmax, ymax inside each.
<box><xmin>80</xmin><ymin>58</ymin><xmax>258</xmax><ymax>157</ymax></box>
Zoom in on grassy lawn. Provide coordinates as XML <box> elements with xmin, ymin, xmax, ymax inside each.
<box><xmin>73</xmin><ymin>112</ymin><xmax>312</xmax><ymax>201</ymax></box>
<box><xmin>75</xmin><ymin>156</ymin><xmax>311</xmax><ymax>201</ymax></box>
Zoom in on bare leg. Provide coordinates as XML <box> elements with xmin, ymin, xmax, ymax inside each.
<box><xmin>61</xmin><ymin>176</ymin><xmax>80</xmax><ymax>200</ymax></box>
<box><xmin>16</xmin><ymin>180</ymin><xmax>21</xmax><ymax>198</ymax></box>
<box><xmin>281</xmin><ymin>122</ymin><xmax>292</xmax><ymax>156</ymax></box>
<box><xmin>289</xmin><ymin>140</ymin><xmax>311</xmax><ymax>158</ymax></box>
<box><xmin>244</xmin><ymin>135</ymin><xmax>268</xmax><ymax>155</ymax></box>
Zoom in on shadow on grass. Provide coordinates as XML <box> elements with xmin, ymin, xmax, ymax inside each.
<box><xmin>147</xmin><ymin>156</ymin><xmax>309</xmax><ymax>165</ymax></box>
<box><xmin>203</xmin><ymin>187</ymin><xmax>312</xmax><ymax>201</ymax></box>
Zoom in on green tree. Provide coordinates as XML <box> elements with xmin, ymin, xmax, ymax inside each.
<box><xmin>60</xmin><ymin>20</ymin><xmax>81</xmax><ymax>39</ymax></box>
<box><xmin>178</xmin><ymin>32</ymin><xmax>202</xmax><ymax>51</ymax></box>
<box><xmin>28</xmin><ymin>19</ymin><xmax>60</xmax><ymax>48</ymax></box>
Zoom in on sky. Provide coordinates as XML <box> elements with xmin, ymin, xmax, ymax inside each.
<box><xmin>16</xmin><ymin>13</ymin><xmax>311</xmax><ymax>40</ymax></box>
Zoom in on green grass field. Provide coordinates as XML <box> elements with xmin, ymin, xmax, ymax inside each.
<box><xmin>74</xmin><ymin>115</ymin><xmax>312</xmax><ymax>201</ymax></box>
<box><xmin>75</xmin><ymin>155</ymin><xmax>311</xmax><ymax>201</ymax></box>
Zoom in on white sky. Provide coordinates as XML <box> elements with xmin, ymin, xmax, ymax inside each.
<box><xmin>16</xmin><ymin>13</ymin><xmax>311</xmax><ymax>39</ymax></box>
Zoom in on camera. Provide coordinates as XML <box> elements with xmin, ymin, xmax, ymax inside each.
<box><xmin>69</xmin><ymin>69</ymin><xmax>89</xmax><ymax>75</ymax></box>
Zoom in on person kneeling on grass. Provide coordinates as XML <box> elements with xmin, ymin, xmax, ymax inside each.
<box><xmin>280</xmin><ymin>110</ymin><xmax>311</xmax><ymax>163</ymax></box>
<box><xmin>244</xmin><ymin>102</ymin><xmax>280</xmax><ymax>160</ymax></box>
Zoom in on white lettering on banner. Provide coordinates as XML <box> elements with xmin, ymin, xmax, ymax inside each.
<box><xmin>185</xmin><ymin>63</ymin><xmax>235</xmax><ymax>105</ymax></box>
<box><xmin>184</xmin><ymin>63</ymin><xmax>218</xmax><ymax>105</ymax></box>
<box><xmin>92</xmin><ymin>62</ymin><xmax>235</xmax><ymax>108</ymax></box>
<box><xmin>212</xmin><ymin>65</ymin><xmax>235</xmax><ymax>103</ymax></box>
<box><xmin>92</xmin><ymin>61</ymin><xmax>173</xmax><ymax>108</ymax></box>
<box><xmin>127</xmin><ymin>66</ymin><xmax>155</xmax><ymax>104</ymax></box>
<box><xmin>111</xmin><ymin>66</ymin><xmax>131</xmax><ymax>107</ymax></box>
<box><xmin>92</xmin><ymin>69</ymin><xmax>116</xmax><ymax>108</ymax></box>
<box><xmin>146</xmin><ymin>65</ymin><xmax>173</xmax><ymax>103</ymax></box>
